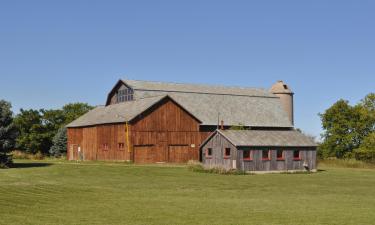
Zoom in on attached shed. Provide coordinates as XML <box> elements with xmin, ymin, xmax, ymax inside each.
<box><xmin>200</xmin><ymin>129</ymin><xmax>318</xmax><ymax>172</ymax></box>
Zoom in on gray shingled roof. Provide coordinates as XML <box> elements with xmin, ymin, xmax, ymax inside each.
<box><xmin>66</xmin><ymin>95</ymin><xmax>167</xmax><ymax>127</ymax></box>
<box><xmin>123</xmin><ymin>79</ymin><xmax>275</xmax><ymax>97</ymax></box>
<box><xmin>167</xmin><ymin>93</ymin><xmax>291</xmax><ymax>127</ymax></box>
<box><xmin>67</xmin><ymin>79</ymin><xmax>294</xmax><ymax>128</ymax></box>
<box><xmin>218</xmin><ymin>130</ymin><xmax>317</xmax><ymax>147</ymax></box>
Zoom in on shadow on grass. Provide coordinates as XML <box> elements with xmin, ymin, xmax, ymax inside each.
<box><xmin>11</xmin><ymin>162</ymin><xmax>52</xmax><ymax>169</ymax></box>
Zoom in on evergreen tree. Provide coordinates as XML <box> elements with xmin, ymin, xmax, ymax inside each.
<box><xmin>0</xmin><ymin>100</ymin><xmax>18</xmax><ymax>168</ymax></box>
<box><xmin>49</xmin><ymin>127</ymin><xmax>67</xmax><ymax>157</ymax></box>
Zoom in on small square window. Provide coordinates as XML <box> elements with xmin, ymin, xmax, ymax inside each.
<box><xmin>262</xmin><ymin>150</ymin><xmax>270</xmax><ymax>160</ymax></box>
<box><xmin>277</xmin><ymin>150</ymin><xmax>284</xmax><ymax>160</ymax></box>
<box><xmin>118</xmin><ymin>143</ymin><xmax>125</xmax><ymax>150</ymax></box>
<box><xmin>243</xmin><ymin>150</ymin><xmax>252</xmax><ymax>161</ymax></box>
<box><xmin>293</xmin><ymin>150</ymin><xmax>301</xmax><ymax>160</ymax></box>
<box><xmin>224</xmin><ymin>148</ymin><xmax>231</xmax><ymax>158</ymax></box>
<box><xmin>206</xmin><ymin>148</ymin><xmax>212</xmax><ymax>158</ymax></box>
<box><xmin>102</xmin><ymin>143</ymin><xmax>109</xmax><ymax>151</ymax></box>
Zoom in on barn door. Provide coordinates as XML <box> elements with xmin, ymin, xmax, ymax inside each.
<box><xmin>69</xmin><ymin>145</ymin><xmax>75</xmax><ymax>160</ymax></box>
<box><xmin>134</xmin><ymin>145</ymin><xmax>156</xmax><ymax>163</ymax></box>
<box><xmin>168</xmin><ymin>145</ymin><xmax>191</xmax><ymax>163</ymax></box>
<box><xmin>69</xmin><ymin>144</ymin><xmax>84</xmax><ymax>160</ymax></box>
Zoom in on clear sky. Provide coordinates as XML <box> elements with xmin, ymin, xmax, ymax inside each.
<box><xmin>1</xmin><ymin>0</ymin><xmax>374</xmax><ymax>138</ymax></box>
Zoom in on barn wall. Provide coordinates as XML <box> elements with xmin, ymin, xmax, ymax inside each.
<box><xmin>130</xmin><ymin>98</ymin><xmax>210</xmax><ymax>163</ymax></box>
<box><xmin>67</xmin><ymin>124</ymin><xmax>132</xmax><ymax>161</ymax></box>
<box><xmin>131</xmin><ymin>98</ymin><xmax>200</xmax><ymax>132</ymax></box>
<box><xmin>68</xmin><ymin>98</ymin><xmax>211</xmax><ymax>163</ymax></box>
<box><xmin>201</xmin><ymin>132</ymin><xmax>238</xmax><ymax>170</ymax></box>
<box><xmin>237</xmin><ymin>147</ymin><xmax>316</xmax><ymax>171</ymax></box>
<box><xmin>67</xmin><ymin>128</ymin><xmax>83</xmax><ymax>160</ymax></box>
<box><xmin>201</xmin><ymin>132</ymin><xmax>317</xmax><ymax>171</ymax></box>
<box><xmin>96</xmin><ymin>124</ymin><xmax>131</xmax><ymax>161</ymax></box>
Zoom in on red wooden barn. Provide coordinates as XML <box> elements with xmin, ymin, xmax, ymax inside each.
<box><xmin>66</xmin><ymin>79</ymin><xmax>308</xmax><ymax>164</ymax></box>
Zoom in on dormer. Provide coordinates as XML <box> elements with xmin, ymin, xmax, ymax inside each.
<box><xmin>106</xmin><ymin>80</ymin><xmax>134</xmax><ymax>105</ymax></box>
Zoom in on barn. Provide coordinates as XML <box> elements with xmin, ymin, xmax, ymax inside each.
<box><xmin>66</xmin><ymin>79</ymin><xmax>311</xmax><ymax>165</ymax></box>
<box><xmin>200</xmin><ymin>129</ymin><xmax>317</xmax><ymax>172</ymax></box>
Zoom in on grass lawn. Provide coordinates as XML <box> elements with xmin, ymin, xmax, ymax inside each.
<box><xmin>1</xmin><ymin>160</ymin><xmax>375</xmax><ymax>225</ymax></box>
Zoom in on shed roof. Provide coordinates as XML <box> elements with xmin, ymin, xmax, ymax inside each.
<box><xmin>213</xmin><ymin>130</ymin><xmax>317</xmax><ymax>147</ymax></box>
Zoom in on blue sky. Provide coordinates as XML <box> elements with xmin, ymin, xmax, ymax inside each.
<box><xmin>1</xmin><ymin>0</ymin><xmax>374</xmax><ymax>138</ymax></box>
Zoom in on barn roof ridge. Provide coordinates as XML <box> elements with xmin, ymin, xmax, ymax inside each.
<box><xmin>121</xmin><ymin>79</ymin><xmax>277</xmax><ymax>98</ymax></box>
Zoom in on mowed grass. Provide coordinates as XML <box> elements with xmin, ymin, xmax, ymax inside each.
<box><xmin>1</xmin><ymin>160</ymin><xmax>375</xmax><ymax>225</ymax></box>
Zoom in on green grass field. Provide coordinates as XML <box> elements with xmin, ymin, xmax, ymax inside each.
<box><xmin>1</xmin><ymin>160</ymin><xmax>375</xmax><ymax>225</ymax></box>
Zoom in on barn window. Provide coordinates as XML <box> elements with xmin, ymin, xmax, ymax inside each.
<box><xmin>102</xmin><ymin>143</ymin><xmax>109</xmax><ymax>151</ymax></box>
<box><xmin>206</xmin><ymin>148</ymin><xmax>212</xmax><ymax>158</ymax></box>
<box><xmin>243</xmin><ymin>150</ymin><xmax>252</xmax><ymax>161</ymax></box>
<box><xmin>117</xmin><ymin>88</ymin><xmax>134</xmax><ymax>103</ymax></box>
<box><xmin>293</xmin><ymin>150</ymin><xmax>301</xmax><ymax>160</ymax></box>
<box><xmin>118</xmin><ymin>143</ymin><xmax>125</xmax><ymax>150</ymax></box>
<box><xmin>224</xmin><ymin>148</ymin><xmax>231</xmax><ymax>158</ymax></box>
<box><xmin>277</xmin><ymin>150</ymin><xmax>284</xmax><ymax>160</ymax></box>
<box><xmin>262</xmin><ymin>150</ymin><xmax>270</xmax><ymax>161</ymax></box>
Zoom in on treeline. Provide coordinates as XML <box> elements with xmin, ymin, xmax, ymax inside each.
<box><xmin>319</xmin><ymin>93</ymin><xmax>375</xmax><ymax>162</ymax></box>
<box><xmin>0</xmin><ymin>100</ymin><xmax>93</xmax><ymax>167</ymax></box>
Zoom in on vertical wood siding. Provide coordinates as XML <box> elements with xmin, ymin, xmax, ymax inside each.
<box><xmin>67</xmin><ymin>98</ymin><xmax>212</xmax><ymax>162</ymax></box>
<box><xmin>201</xmin><ymin>132</ymin><xmax>317</xmax><ymax>171</ymax></box>
<box><xmin>201</xmin><ymin>133</ymin><xmax>237</xmax><ymax>170</ymax></box>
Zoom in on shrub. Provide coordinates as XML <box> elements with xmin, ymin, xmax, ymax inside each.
<box><xmin>319</xmin><ymin>158</ymin><xmax>375</xmax><ymax>169</ymax></box>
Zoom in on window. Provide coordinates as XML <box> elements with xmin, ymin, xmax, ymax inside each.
<box><xmin>224</xmin><ymin>148</ymin><xmax>231</xmax><ymax>158</ymax></box>
<box><xmin>293</xmin><ymin>150</ymin><xmax>301</xmax><ymax>160</ymax></box>
<box><xmin>277</xmin><ymin>150</ymin><xmax>284</xmax><ymax>160</ymax></box>
<box><xmin>262</xmin><ymin>150</ymin><xmax>270</xmax><ymax>161</ymax></box>
<box><xmin>206</xmin><ymin>148</ymin><xmax>212</xmax><ymax>158</ymax></box>
<box><xmin>102</xmin><ymin>143</ymin><xmax>109</xmax><ymax>151</ymax></box>
<box><xmin>118</xmin><ymin>143</ymin><xmax>125</xmax><ymax>150</ymax></box>
<box><xmin>243</xmin><ymin>150</ymin><xmax>252</xmax><ymax>161</ymax></box>
<box><xmin>117</xmin><ymin>88</ymin><xmax>134</xmax><ymax>103</ymax></box>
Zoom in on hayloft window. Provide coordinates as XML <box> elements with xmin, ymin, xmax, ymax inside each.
<box><xmin>277</xmin><ymin>150</ymin><xmax>284</xmax><ymax>160</ymax></box>
<box><xmin>118</xmin><ymin>143</ymin><xmax>125</xmax><ymax>150</ymax></box>
<box><xmin>206</xmin><ymin>148</ymin><xmax>212</xmax><ymax>158</ymax></box>
<box><xmin>117</xmin><ymin>88</ymin><xmax>134</xmax><ymax>103</ymax></box>
<box><xmin>224</xmin><ymin>148</ymin><xmax>231</xmax><ymax>158</ymax></box>
<box><xmin>243</xmin><ymin>150</ymin><xmax>252</xmax><ymax>161</ymax></box>
<box><xmin>262</xmin><ymin>150</ymin><xmax>270</xmax><ymax>161</ymax></box>
<box><xmin>293</xmin><ymin>150</ymin><xmax>301</xmax><ymax>160</ymax></box>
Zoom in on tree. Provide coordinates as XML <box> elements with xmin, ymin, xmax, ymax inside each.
<box><xmin>319</xmin><ymin>94</ymin><xmax>375</xmax><ymax>159</ymax></box>
<box><xmin>62</xmin><ymin>103</ymin><xmax>94</xmax><ymax>125</ymax></box>
<box><xmin>14</xmin><ymin>109</ymin><xmax>50</xmax><ymax>154</ymax></box>
<box><xmin>14</xmin><ymin>103</ymin><xmax>93</xmax><ymax>156</ymax></box>
<box><xmin>49</xmin><ymin>127</ymin><xmax>67</xmax><ymax>157</ymax></box>
<box><xmin>0</xmin><ymin>100</ymin><xmax>18</xmax><ymax>168</ymax></box>
<box><xmin>353</xmin><ymin>132</ymin><xmax>375</xmax><ymax>163</ymax></box>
